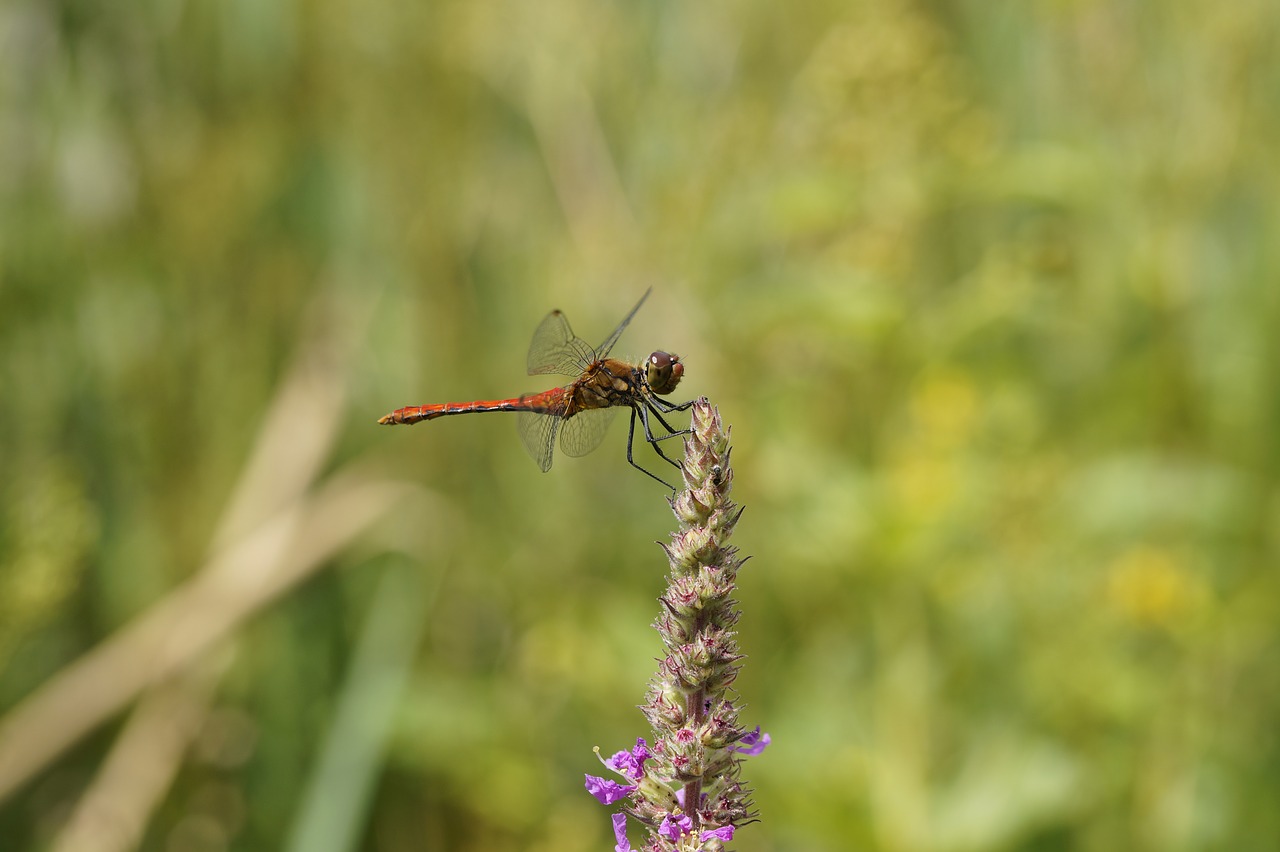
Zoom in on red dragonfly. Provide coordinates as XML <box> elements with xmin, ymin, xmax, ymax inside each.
<box><xmin>378</xmin><ymin>290</ymin><xmax>693</xmax><ymax>488</ymax></box>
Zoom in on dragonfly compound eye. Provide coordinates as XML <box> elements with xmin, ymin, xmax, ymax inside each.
<box><xmin>646</xmin><ymin>351</ymin><xmax>684</xmax><ymax>395</ymax></box>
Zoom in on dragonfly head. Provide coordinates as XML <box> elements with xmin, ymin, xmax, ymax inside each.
<box><xmin>645</xmin><ymin>351</ymin><xmax>684</xmax><ymax>396</ymax></box>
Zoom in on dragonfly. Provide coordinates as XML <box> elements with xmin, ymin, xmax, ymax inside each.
<box><xmin>378</xmin><ymin>290</ymin><xmax>693</xmax><ymax>489</ymax></box>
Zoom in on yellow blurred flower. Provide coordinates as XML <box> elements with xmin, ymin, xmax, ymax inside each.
<box><xmin>910</xmin><ymin>372</ymin><xmax>978</xmax><ymax>452</ymax></box>
<box><xmin>1104</xmin><ymin>546</ymin><xmax>1204</xmax><ymax>629</ymax></box>
<box><xmin>886</xmin><ymin>373</ymin><xmax>980</xmax><ymax>519</ymax></box>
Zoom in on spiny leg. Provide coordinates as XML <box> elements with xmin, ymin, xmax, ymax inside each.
<box><xmin>643</xmin><ymin>395</ymin><xmax>695</xmax><ymax>455</ymax></box>
<box><xmin>635</xmin><ymin>402</ymin><xmax>689</xmax><ymax>471</ymax></box>
<box><xmin>643</xmin><ymin>404</ymin><xmax>692</xmax><ymax>445</ymax></box>
<box><xmin>625</xmin><ymin>406</ymin><xmax>679</xmax><ymax>490</ymax></box>
<box><xmin>648</xmin><ymin>395</ymin><xmax>696</xmax><ymax>415</ymax></box>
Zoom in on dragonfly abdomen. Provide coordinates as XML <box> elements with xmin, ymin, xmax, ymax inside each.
<box><xmin>378</xmin><ymin>391</ymin><xmax>568</xmax><ymax>426</ymax></box>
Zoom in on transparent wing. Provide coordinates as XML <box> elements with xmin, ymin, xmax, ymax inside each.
<box><xmin>527</xmin><ymin>310</ymin><xmax>595</xmax><ymax>376</ymax></box>
<box><xmin>527</xmin><ymin>289</ymin><xmax>654</xmax><ymax>375</ymax></box>
<box><xmin>593</xmin><ymin>288</ymin><xmax>651</xmax><ymax>359</ymax></box>
<box><xmin>517</xmin><ymin>408</ymin><xmax>561</xmax><ymax>472</ymax></box>
<box><xmin>558</xmin><ymin>407</ymin><xmax>617</xmax><ymax>458</ymax></box>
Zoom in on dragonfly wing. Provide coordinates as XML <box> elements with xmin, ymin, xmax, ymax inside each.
<box><xmin>527</xmin><ymin>309</ymin><xmax>595</xmax><ymax>376</ymax></box>
<box><xmin>593</xmin><ymin>288</ymin><xmax>651</xmax><ymax>359</ymax></box>
<box><xmin>558</xmin><ymin>407</ymin><xmax>617</xmax><ymax>458</ymax></box>
<box><xmin>517</xmin><ymin>408</ymin><xmax>561</xmax><ymax>472</ymax></box>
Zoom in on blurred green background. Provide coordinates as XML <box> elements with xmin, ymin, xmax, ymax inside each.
<box><xmin>3</xmin><ymin>0</ymin><xmax>1279</xmax><ymax>850</ymax></box>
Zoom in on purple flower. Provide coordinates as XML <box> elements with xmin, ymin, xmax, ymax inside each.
<box><xmin>585</xmin><ymin>774</ymin><xmax>636</xmax><ymax>805</ymax></box>
<box><xmin>701</xmin><ymin>825</ymin><xmax>735</xmax><ymax>842</ymax></box>
<box><xmin>733</xmin><ymin>726</ymin><xmax>771</xmax><ymax>756</ymax></box>
<box><xmin>612</xmin><ymin>813</ymin><xmax>632</xmax><ymax>852</ymax></box>
<box><xmin>605</xmin><ymin>738</ymin><xmax>652</xmax><ymax>781</ymax></box>
<box><xmin>658</xmin><ymin>813</ymin><xmax>694</xmax><ymax>840</ymax></box>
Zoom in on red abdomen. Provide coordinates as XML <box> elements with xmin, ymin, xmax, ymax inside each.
<box><xmin>377</xmin><ymin>388</ymin><xmax>567</xmax><ymax>425</ymax></box>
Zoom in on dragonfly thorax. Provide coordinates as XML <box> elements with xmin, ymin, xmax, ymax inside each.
<box><xmin>570</xmin><ymin>358</ymin><xmax>642</xmax><ymax>412</ymax></box>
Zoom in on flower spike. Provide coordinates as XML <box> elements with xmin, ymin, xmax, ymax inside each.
<box><xmin>584</xmin><ymin>400</ymin><xmax>769</xmax><ymax>850</ymax></box>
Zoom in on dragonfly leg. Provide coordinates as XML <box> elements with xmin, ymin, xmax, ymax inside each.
<box><xmin>625</xmin><ymin>406</ymin><xmax>679</xmax><ymax>490</ymax></box>
<box><xmin>635</xmin><ymin>402</ymin><xmax>690</xmax><ymax>473</ymax></box>
<box><xmin>648</xmin><ymin>395</ymin><xmax>696</xmax><ymax>415</ymax></box>
<box><xmin>643</xmin><ymin>404</ymin><xmax>692</xmax><ymax>445</ymax></box>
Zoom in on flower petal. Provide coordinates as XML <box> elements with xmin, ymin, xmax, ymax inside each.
<box><xmin>701</xmin><ymin>825</ymin><xmax>735</xmax><ymax>842</ymax></box>
<box><xmin>733</xmin><ymin>727</ymin><xmax>772</xmax><ymax>756</ymax></box>
<box><xmin>611</xmin><ymin>813</ymin><xmax>632</xmax><ymax>852</ymax></box>
<box><xmin>585</xmin><ymin>774</ymin><xmax>636</xmax><ymax>805</ymax></box>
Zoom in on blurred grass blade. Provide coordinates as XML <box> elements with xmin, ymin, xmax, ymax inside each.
<box><xmin>0</xmin><ymin>474</ymin><xmax>422</xmax><ymax>805</ymax></box>
<box><xmin>47</xmin><ymin>661</ymin><xmax>226</xmax><ymax>852</ymax></box>
<box><xmin>285</xmin><ymin>561</ymin><xmax>430</xmax><ymax>852</ymax></box>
